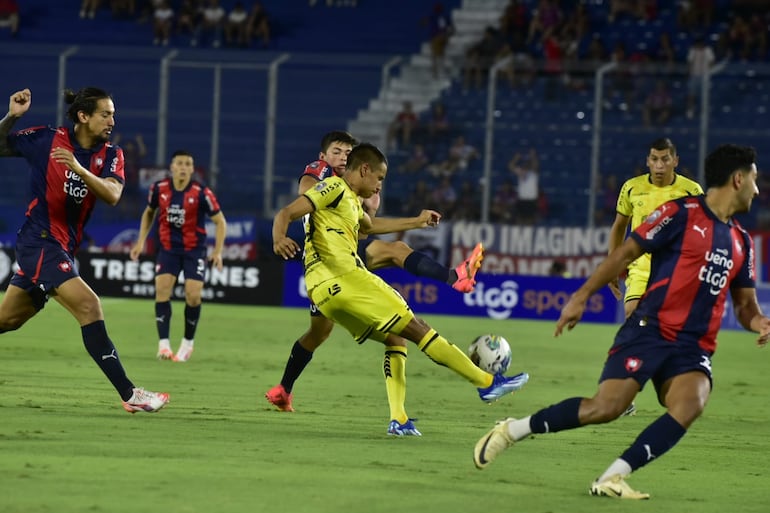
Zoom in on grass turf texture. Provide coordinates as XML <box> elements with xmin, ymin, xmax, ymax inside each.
<box><xmin>1</xmin><ymin>298</ymin><xmax>769</xmax><ymax>513</ymax></box>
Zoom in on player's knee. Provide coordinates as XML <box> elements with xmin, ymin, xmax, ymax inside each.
<box><xmin>0</xmin><ymin>315</ymin><xmax>25</xmax><ymax>332</ymax></box>
<box><xmin>72</xmin><ymin>297</ymin><xmax>103</xmax><ymax>323</ymax></box>
<box><xmin>582</xmin><ymin>397</ymin><xmax>630</xmax><ymax>424</ymax></box>
<box><xmin>668</xmin><ymin>397</ymin><xmax>707</xmax><ymax>427</ymax></box>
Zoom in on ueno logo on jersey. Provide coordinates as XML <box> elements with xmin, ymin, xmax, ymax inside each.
<box><xmin>63</xmin><ymin>169</ymin><xmax>88</xmax><ymax>202</ymax></box>
<box><xmin>700</xmin><ymin>248</ymin><xmax>733</xmax><ymax>295</ymax></box>
<box><xmin>463</xmin><ymin>280</ymin><xmax>519</xmax><ymax>320</ymax></box>
<box><xmin>167</xmin><ymin>204</ymin><xmax>186</xmax><ymax>227</ymax></box>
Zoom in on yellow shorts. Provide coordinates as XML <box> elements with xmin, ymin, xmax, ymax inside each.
<box><xmin>624</xmin><ymin>266</ymin><xmax>650</xmax><ymax>303</ymax></box>
<box><xmin>309</xmin><ymin>268</ymin><xmax>414</xmax><ymax>343</ymax></box>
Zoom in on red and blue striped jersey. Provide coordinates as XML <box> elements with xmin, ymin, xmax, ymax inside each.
<box><xmin>147</xmin><ymin>178</ymin><xmax>221</xmax><ymax>253</ymax></box>
<box><xmin>300</xmin><ymin>159</ymin><xmax>336</xmax><ymax>183</ymax></box>
<box><xmin>629</xmin><ymin>195</ymin><xmax>754</xmax><ymax>352</ymax></box>
<box><xmin>8</xmin><ymin>125</ymin><xmax>125</xmax><ymax>254</ymax></box>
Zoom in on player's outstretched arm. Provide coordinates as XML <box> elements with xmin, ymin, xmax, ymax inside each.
<box><xmin>555</xmin><ymin>237</ymin><xmax>643</xmax><ymax>337</ymax></box>
<box><xmin>272</xmin><ymin>196</ymin><xmax>313</xmax><ymax>260</ymax></box>
<box><xmin>363</xmin><ymin>209</ymin><xmax>441</xmax><ymax>235</ymax></box>
<box><xmin>0</xmin><ymin>89</ymin><xmax>30</xmax><ymax>156</ymax></box>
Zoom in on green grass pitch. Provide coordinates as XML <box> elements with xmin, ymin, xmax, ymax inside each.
<box><xmin>1</xmin><ymin>297</ymin><xmax>769</xmax><ymax>513</ymax></box>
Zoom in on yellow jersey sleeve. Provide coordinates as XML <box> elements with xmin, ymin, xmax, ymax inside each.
<box><xmin>302</xmin><ymin>176</ymin><xmax>365</xmax><ymax>291</ymax></box>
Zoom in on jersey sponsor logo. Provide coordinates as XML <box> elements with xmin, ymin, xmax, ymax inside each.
<box><xmin>166</xmin><ymin>204</ymin><xmax>186</xmax><ymax>227</ymax></box>
<box><xmin>700</xmin><ymin>248</ymin><xmax>733</xmax><ymax>295</ymax></box>
<box><xmin>644</xmin><ymin>214</ymin><xmax>672</xmax><ymax>240</ymax></box>
<box><xmin>64</xmin><ymin>169</ymin><xmax>88</xmax><ymax>203</ymax></box>
<box><xmin>462</xmin><ymin>280</ymin><xmax>519</xmax><ymax>320</ymax></box>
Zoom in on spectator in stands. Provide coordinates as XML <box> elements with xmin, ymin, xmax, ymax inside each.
<box><xmin>425</xmin><ymin>102</ymin><xmax>451</xmax><ymax>145</ymax></box>
<box><xmin>677</xmin><ymin>0</ymin><xmax>713</xmax><ymax>30</ymax></box>
<box><xmin>177</xmin><ymin>0</ymin><xmax>202</xmax><ymax>43</ymax></box>
<box><xmin>496</xmin><ymin>0</ymin><xmax>535</xmax><ymax>89</ymax></box>
<box><xmin>152</xmin><ymin>0</ymin><xmax>174</xmax><ymax>46</ymax></box>
<box><xmin>462</xmin><ymin>26</ymin><xmax>504</xmax><ymax>90</ymax></box>
<box><xmin>686</xmin><ymin>35</ymin><xmax>715</xmax><ymax>119</ymax></box>
<box><xmin>195</xmin><ymin>0</ymin><xmax>225</xmax><ymax>48</ymax></box>
<box><xmin>453</xmin><ymin>181</ymin><xmax>481</xmax><ymax>221</ymax></box>
<box><xmin>398</xmin><ymin>144</ymin><xmax>430</xmax><ymax>174</ymax></box>
<box><xmin>246</xmin><ymin>1</ymin><xmax>270</xmax><ymax>48</ymax></box>
<box><xmin>0</xmin><ymin>0</ymin><xmax>19</xmax><ymax>37</ymax></box>
<box><xmin>527</xmin><ymin>0</ymin><xmax>562</xmax><ymax>44</ymax></box>
<box><xmin>447</xmin><ymin>135</ymin><xmax>478</xmax><ymax>171</ymax></box>
<box><xmin>541</xmin><ymin>26</ymin><xmax>564</xmax><ymax>101</ymax></box>
<box><xmin>650</xmin><ymin>32</ymin><xmax>676</xmax><ymax>72</ymax></box>
<box><xmin>402</xmin><ymin>179</ymin><xmax>431</xmax><ymax>217</ymax></box>
<box><xmin>423</xmin><ymin>2</ymin><xmax>454</xmax><ymax>78</ymax></box>
<box><xmin>386</xmin><ymin>101</ymin><xmax>419</xmax><ymax>151</ymax></box>
<box><xmin>608</xmin><ymin>42</ymin><xmax>637</xmax><ymax>111</ymax></box>
<box><xmin>490</xmin><ymin>179</ymin><xmax>517</xmax><ymax>223</ymax></box>
<box><xmin>642</xmin><ymin>79</ymin><xmax>672</xmax><ymax>127</ymax></box>
<box><xmin>509</xmin><ymin>147</ymin><xmax>539</xmax><ymax>225</ymax></box>
<box><xmin>428</xmin><ymin>175</ymin><xmax>457</xmax><ymax>217</ymax></box>
<box><xmin>80</xmin><ymin>0</ymin><xmax>101</xmax><ymax>19</ymax></box>
<box><xmin>110</xmin><ymin>0</ymin><xmax>136</xmax><ymax>19</ymax></box>
<box><xmin>594</xmin><ymin>174</ymin><xmax>618</xmax><ymax>226</ymax></box>
<box><xmin>224</xmin><ymin>1</ymin><xmax>249</xmax><ymax>47</ymax></box>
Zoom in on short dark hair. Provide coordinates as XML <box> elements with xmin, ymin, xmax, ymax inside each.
<box><xmin>320</xmin><ymin>131</ymin><xmax>358</xmax><ymax>153</ymax></box>
<box><xmin>346</xmin><ymin>142</ymin><xmax>387</xmax><ymax>172</ymax></box>
<box><xmin>64</xmin><ymin>87</ymin><xmax>112</xmax><ymax>124</ymax></box>
<box><xmin>704</xmin><ymin>144</ymin><xmax>756</xmax><ymax>189</ymax></box>
<box><xmin>650</xmin><ymin>137</ymin><xmax>676</xmax><ymax>155</ymax></box>
<box><xmin>170</xmin><ymin>149</ymin><xmax>194</xmax><ymax>161</ymax></box>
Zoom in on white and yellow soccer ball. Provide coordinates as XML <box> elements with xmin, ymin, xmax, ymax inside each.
<box><xmin>468</xmin><ymin>334</ymin><xmax>512</xmax><ymax>374</ymax></box>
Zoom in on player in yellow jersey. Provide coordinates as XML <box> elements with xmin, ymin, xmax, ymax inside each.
<box><xmin>609</xmin><ymin>138</ymin><xmax>704</xmax><ymax>319</ymax></box>
<box><xmin>273</xmin><ymin>143</ymin><xmax>530</xmax><ymax>435</ymax></box>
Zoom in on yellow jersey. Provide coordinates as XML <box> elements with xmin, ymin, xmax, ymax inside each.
<box><xmin>617</xmin><ymin>173</ymin><xmax>703</xmax><ymax>272</ymax></box>
<box><xmin>302</xmin><ymin>176</ymin><xmax>365</xmax><ymax>292</ymax></box>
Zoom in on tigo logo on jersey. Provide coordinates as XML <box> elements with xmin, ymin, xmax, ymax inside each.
<box><xmin>625</xmin><ymin>357</ymin><xmax>642</xmax><ymax>373</ymax></box>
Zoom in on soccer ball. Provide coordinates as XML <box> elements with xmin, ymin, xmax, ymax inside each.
<box><xmin>468</xmin><ymin>334</ymin><xmax>512</xmax><ymax>374</ymax></box>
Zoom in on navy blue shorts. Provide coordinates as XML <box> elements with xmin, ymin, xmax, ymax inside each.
<box><xmin>155</xmin><ymin>249</ymin><xmax>207</xmax><ymax>282</ymax></box>
<box><xmin>357</xmin><ymin>237</ymin><xmax>375</xmax><ymax>265</ymax></box>
<box><xmin>600</xmin><ymin>317</ymin><xmax>714</xmax><ymax>394</ymax></box>
<box><xmin>10</xmin><ymin>241</ymin><xmax>79</xmax><ymax>309</ymax></box>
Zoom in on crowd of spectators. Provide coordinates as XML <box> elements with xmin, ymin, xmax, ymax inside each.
<box><xmin>76</xmin><ymin>0</ymin><xmax>272</xmax><ymax>48</ymax></box>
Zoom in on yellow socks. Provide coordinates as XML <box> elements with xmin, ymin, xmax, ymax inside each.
<box><xmin>417</xmin><ymin>329</ymin><xmax>492</xmax><ymax>388</ymax></box>
<box><xmin>384</xmin><ymin>346</ymin><xmax>408</xmax><ymax>424</ymax></box>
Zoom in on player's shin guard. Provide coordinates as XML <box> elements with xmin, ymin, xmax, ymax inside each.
<box><xmin>82</xmin><ymin>320</ymin><xmax>134</xmax><ymax>401</ymax></box>
<box><xmin>417</xmin><ymin>329</ymin><xmax>490</xmax><ymax>387</ymax></box>
<box><xmin>184</xmin><ymin>303</ymin><xmax>201</xmax><ymax>340</ymax></box>
<box><xmin>618</xmin><ymin>413</ymin><xmax>687</xmax><ymax>472</ymax></box>
<box><xmin>384</xmin><ymin>346</ymin><xmax>408</xmax><ymax>424</ymax></box>
<box><xmin>155</xmin><ymin>301</ymin><xmax>171</xmax><ymax>339</ymax></box>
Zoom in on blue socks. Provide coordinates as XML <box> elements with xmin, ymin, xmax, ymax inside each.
<box><xmin>82</xmin><ymin>320</ymin><xmax>134</xmax><ymax>401</ymax></box>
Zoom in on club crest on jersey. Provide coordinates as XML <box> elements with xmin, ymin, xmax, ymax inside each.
<box><xmin>309</xmin><ymin>161</ymin><xmax>320</xmax><ymax>169</ymax></box>
<box><xmin>96</xmin><ymin>157</ymin><xmax>104</xmax><ymax>167</ymax></box>
<box><xmin>58</xmin><ymin>261</ymin><xmax>72</xmax><ymax>272</ymax></box>
<box><xmin>625</xmin><ymin>357</ymin><xmax>642</xmax><ymax>373</ymax></box>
